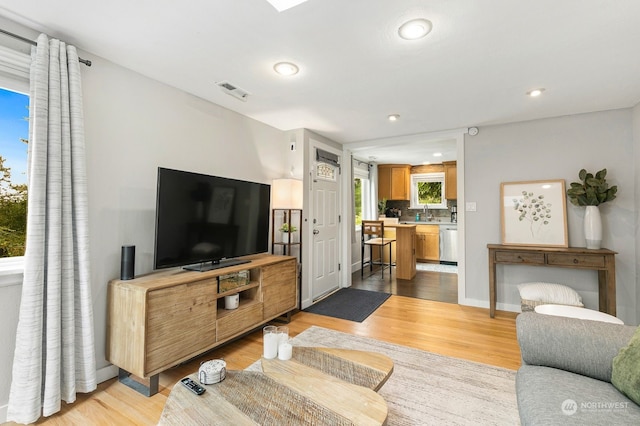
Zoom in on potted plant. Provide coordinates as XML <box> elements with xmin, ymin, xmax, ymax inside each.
<box><xmin>378</xmin><ymin>198</ymin><xmax>387</xmax><ymax>218</ymax></box>
<box><xmin>279</xmin><ymin>223</ymin><xmax>297</xmax><ymax>243</ymax></box>
<box><xmin>566</xmin><ymin>168</ymin><xmax>618</xmax><ymax>249</ymax></box>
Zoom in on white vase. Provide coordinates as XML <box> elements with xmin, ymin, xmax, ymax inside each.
<box><xmin>584</xmin><ymin>205</ymin><xmax>602</xmax><ymax>249</ymax></box>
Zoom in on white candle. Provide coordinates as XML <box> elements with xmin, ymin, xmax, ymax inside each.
<box><xmin>278</xmin><ymin>342</ymin><xmax>292</xmax><ymax>360</ymax></box>
<box><xmin>263</xmin><ymin>333</ymin><xmax>279</xmax><ymax>359</ymax></box>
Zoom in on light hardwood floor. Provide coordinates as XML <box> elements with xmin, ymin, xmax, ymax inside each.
<box><xmin>5</xmin><ymin>296</ymin><xmax>520</xmax><ymax>426</ymax></box>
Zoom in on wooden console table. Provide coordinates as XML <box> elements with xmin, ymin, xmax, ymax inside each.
<box><xmin>487</xmin><ymin>244</ymin><xmax>617</xmax><ymax>318</ymax></box>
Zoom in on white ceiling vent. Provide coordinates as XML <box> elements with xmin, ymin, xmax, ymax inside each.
<box><xmin>216</xmin><ymin>81</ymin><xmax>250</xmax><ymax>102</ymax></box>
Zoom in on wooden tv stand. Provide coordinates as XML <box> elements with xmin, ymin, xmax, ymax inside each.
<box><xmin>107</xmin><ymin>254</ymin><xmax>297</xmax><ymax>396</ymax></box>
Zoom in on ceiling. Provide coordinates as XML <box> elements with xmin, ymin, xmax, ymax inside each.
<box><xmin>1</xmin><ymin>0</ymin><xmax>640</xmax><ymax>164</ymax></box>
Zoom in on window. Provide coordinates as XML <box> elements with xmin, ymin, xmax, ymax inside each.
<box><xmin>0</xmin><ymin>86</ymin><xmax>29</xmax><ymax>258</ymax></box>
<box><xmin>354</xmin><ymin>177</ymin><xmax>363</xmax><ymax>226</ymax></box>
<box><xmin>353</xmin><ymin>161</ymin><xmax>371</xmax><ymax>228</ymax></box>
<box><xmin>410</xmin><ymin>173</ymin><xmax>447</xmax><ymax>209</ymax></box>
<box><xmin>0</xmin><ymin>45</ymin><xmax>30</xmax><ymax>280</ymax></box>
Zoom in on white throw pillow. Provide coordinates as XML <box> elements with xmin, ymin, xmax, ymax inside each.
<box><xmin>517</xmin><ymin>282</ymin><xmax>584</xmax><ymax>312</ymax></box>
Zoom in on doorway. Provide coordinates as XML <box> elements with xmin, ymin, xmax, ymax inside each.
<box><xmin>342</xmin><ymin>129</ymin><xmax>467</xmax><ymax>305</ymax></box>
<box><xmin>309</xmin><ymin>142</ymin><xmax>342</xmax><ymax>302</ymax></box>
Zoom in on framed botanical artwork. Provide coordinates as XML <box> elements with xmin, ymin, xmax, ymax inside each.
<box><xmin>500</xmin><ymin>180</ymin><xmax>568</xmax><ymax>247</ymax></box>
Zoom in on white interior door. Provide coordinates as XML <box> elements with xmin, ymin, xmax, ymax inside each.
<box><xmin>311</xmin><ymin>159</ymin><xmax>340</xmax><ymax>301</ymax></box>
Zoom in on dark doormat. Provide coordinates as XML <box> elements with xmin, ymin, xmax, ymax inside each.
<box><xmin>303</xmin><ymin>288</ymin><xmax>391</xmax><ymax>322</ymax></box>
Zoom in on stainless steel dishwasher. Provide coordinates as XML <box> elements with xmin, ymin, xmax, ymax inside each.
<box><xmin>439</xmin><ymin>225</ymin><xmax>458</xmax><ymax>264</ymax></box>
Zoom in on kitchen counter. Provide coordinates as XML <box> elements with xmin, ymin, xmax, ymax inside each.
<box><xmin>374</xmin><ymin>223</ymin><xmax>416</xmax><ymax>280</ymax></box>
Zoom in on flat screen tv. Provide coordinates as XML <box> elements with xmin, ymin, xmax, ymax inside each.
<box><xmin>154</xmin><ymin>167</ymin><xmax>271</xmax><ymax>271</ymax></box>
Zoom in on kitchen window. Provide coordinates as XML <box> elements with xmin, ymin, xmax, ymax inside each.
<box><xmin>410</xmin><ymin>172</ymin><xmax>447</xmax><ymax>209</ymax></box>
<box><xmin>353</xmin><ymin>160</ymin><xmax>372</xmax><ymax>228</ymax></box>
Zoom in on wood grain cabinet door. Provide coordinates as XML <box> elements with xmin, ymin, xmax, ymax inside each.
<box><xmin>145</xmin><ymin>279</ymin><xmax>217</xmax><ymax>376</ymax></box>
<box><xmin>262</xmin><ymin>260</ymin><xmax>297</xmax><ymax>319</ymax></box>
<box><xmin>443</xmin><ymin>161</ymin><xmax>457</xmax><ymax>200</ymax></box>
<box><xmin>416</xmin><ymin>225</ymin><xmax>440</xmax><ymax>261</ymax></box>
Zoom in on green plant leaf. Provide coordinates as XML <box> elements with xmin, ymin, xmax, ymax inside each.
<box><xmin>595</xmin><ymin>169</ymin><xmax>607</xmax><ymax>180</ymax></box>
<box><xmin>578</xmin><ymin>169</ymin><xmax>587</xmax><ymax>181</ymax></box>
<box><xmin>567</xmin><ymin>168</ymin><xmax>617</xmax><ymax>206</ymax></box>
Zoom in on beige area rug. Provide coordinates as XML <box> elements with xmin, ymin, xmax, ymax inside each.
<box><xmin>247</xmin><ymin>326</ymin><xmax>520</xmax><ymax>425</ymax></box>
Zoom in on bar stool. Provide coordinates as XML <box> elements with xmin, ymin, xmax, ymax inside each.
<box><xmin>361</xmin><ymin>220</ymin><xmax>396</xmax><ymax>278</ymax></box>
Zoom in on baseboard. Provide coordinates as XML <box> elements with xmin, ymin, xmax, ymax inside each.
<box><xmin>351</xmin><ymin>260</ymin><xmax>369</xmax><ymax>274</ymax></box>
<box><xmin>300</xmin><ymin>297</ymin><xmax>312</xmax><ymax>310</ymax></box>
<box><xmin>461</xmin><ymin>297</ymin><xmax>521</xmax><ymax>313</ymax></box>
<box><xmin>97</xmin><ymin>364</ymin><xmax>119</xmax><ymax>384</ymax></box>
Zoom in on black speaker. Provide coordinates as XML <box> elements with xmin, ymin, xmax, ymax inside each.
<box><xmin>120</xmin><ymin>245</ymin><xmax>135</xmax><ymax>280</ymax></box>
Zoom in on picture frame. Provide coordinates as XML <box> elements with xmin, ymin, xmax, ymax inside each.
<box><xmin>500</xmin><ymin>179</ymin><xmax>568</xmax><ymax>247</ymax></box>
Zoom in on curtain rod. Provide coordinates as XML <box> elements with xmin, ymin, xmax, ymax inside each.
<box><xmin>0</xmin><ymin>28</ymin><xmax>92</xmax><ymax>66</ymax></box>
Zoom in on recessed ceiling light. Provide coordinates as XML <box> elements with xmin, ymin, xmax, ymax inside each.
<box><xmin>274</xmin><ymin>62</ymin><xmax>299</xmax><ymax>76</ymax></box>
<box><xmin>388</xmin><ymin>114</ymin><xmax>400</xmax><ymax>121</ymax></box>
<box><xmin>398</xmin><ymin>19</ymin><xmax>433</xmax><ymax>40</ymax></box>
<box><xmin>433</xmin><ymin>152</ymin><xmax>443</xmax><ymax>157</ymax></box>
<box><xmin>527</xmin><ymin>88</ymin><xmax>545</xmax><ymax>97</ymax></box>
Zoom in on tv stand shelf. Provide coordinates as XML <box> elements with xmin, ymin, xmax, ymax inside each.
<box><xmin>107</xmin><ymin>254</ymin><xmax>297</xmax><ymax>396</ymax></box>
<box><xmin>217</xmin><ymin>281</ymin><xmax>260</xmax><ymax>299</ymax></box>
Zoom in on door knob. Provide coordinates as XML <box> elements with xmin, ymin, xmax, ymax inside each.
<box><xmin>313</xmin><ymin>229</ymin><xmax>320</xmax><ymax>235</ymax></box>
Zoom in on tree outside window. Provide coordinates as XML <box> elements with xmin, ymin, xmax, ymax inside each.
<box><xmin>354</xmin><ymin>177</ymin><xmax>363</xmax><ymax>226</ymax></box>
<box><xmin>0</xmin><ymin>87</ymin><xmax>29</xmax><ymax>257</ymax></box>
<box><xmin>410</xmin><ymin>173</ymin><xmax>447</xmax><ymax>209</ymax></box>
<box><xmin>418</xmin><ymin>181</ymin><xmax>442</xmax><ymax>205</ymax></box>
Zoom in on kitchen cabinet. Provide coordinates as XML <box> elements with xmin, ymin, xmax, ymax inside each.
<box><xmin>378</xmin><ymin>164</ymin><xmax>411</xmax><ymax>200</ymax></box>
<box><xmin>416</xmin><ymin>224</ymin><xmax>439</xmax><ymax>261</ymax></box>
<box><xmin>443</xmin><ymin>161</ymin><xmax>457</xmax><ymax>200</ymax></box>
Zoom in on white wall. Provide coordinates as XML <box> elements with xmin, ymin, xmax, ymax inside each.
<box><xmin>633</xmin><ymin>103</ymin><xmax>640</xmax><ymax>321</ymax></box>
<box><xmin>464</xmin><ymin>109</ymin><xmax>637</xmax><ymax>325</ymax></box>
<box><xmin>0</xmin><ymin>37</ymin><xmax>291</xmax><ymax>421</ymax></box>
<box><xmin>81</xmin><ymin>53</ymin><xmax>289</xmax><ymax>372</ymax></box>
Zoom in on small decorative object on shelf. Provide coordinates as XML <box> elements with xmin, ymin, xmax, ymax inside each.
<box><xmin>218</xmin><ymin>270</ymin><xmax>249</xmax><ymax>293</ymax></box>
<box><xmin>567</xmin><ymin>168</ymin><xmax>618</xmax><ymax>249</ymax></box>
<box><xmin>279</xmin><ymin>223</ymin><xmax>297</xmax><ymax>243</ymax></box>
<box><xmin>271</xmin><ymin>208</ymin><xmax>302</xmax><ymax>256</ymax></box>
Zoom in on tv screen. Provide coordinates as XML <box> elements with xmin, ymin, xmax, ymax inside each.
<box><xmin>154</xmin><ymin>167</ymin><xmax>271</xmax><ymax>271</ymax></box>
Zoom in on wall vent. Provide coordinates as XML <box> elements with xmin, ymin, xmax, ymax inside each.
<box><xmin>216</xmin><ymin>80</ymin><xmax>250</xmax><ymax>102</ymax></box>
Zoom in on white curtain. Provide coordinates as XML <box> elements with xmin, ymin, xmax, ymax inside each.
<box><xmin>7</xmin><ymin>34</ymin><xmax>96</xmax><ymax>424</ymax></box>
<box><xmin>368</xmin><ymin>164</ymin><xmax>378</xmax><ymax>219</ymax></box>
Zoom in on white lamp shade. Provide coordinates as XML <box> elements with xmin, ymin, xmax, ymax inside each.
<box><xmin>272</xmin><ymin>178</ymin><xmax>303</xmax><ymax>209</ymax></box>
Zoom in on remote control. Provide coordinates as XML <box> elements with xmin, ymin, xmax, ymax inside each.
<box><xmin>181</xmin><ymin>377</ymin><xmax>206</xmax><ymax>395</ymax></box>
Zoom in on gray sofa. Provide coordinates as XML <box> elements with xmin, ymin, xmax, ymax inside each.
<box><xmin>516</xmin><ymin>312</ymin><xmax>640</xmax><ymax>425</ymax></box>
